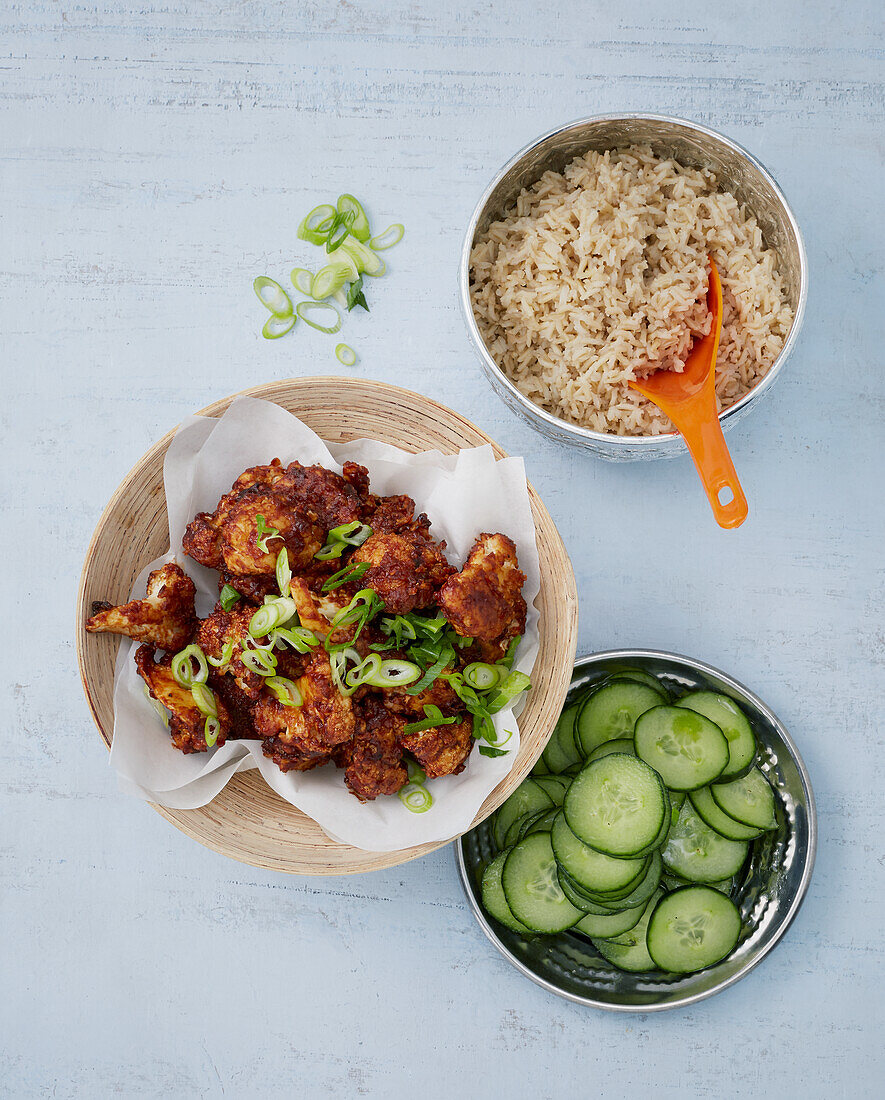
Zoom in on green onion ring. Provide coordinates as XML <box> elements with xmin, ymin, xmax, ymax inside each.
<box><xmin>330</xmin><ymin>647</ymin><xmax>363</xmax><ymax>696</ymax></box>
<box><xmin>249</xmin><ymin>597</ymin><xmax>296</xmax><ymax>638</ymax></box>
<box><xmin>339</xmin><ymin>237</ymin><xmax>384</xmax><ymax>277</ymax></box>
<box><xmin>344</xmin><ymin>653</ymin><xmax>382</xmax><ymax>690</ymax></box>
<box><xmin>253</xmin><ymin>276</ymin><xmax>294</xmax><ymax>317</ymax></box>
<box><xmin>296</xmin><ymin>301</ymin><xmax>342</xmax><ymax>334</ymax></box>
<box><xmin>369</xmin><ymin>223</ymin><xmax>404</xmax><ymax>251</ymax></box>
<box><xmin>322</xmin><ymin>561</ymin><xmax>370</xmax><ymax>592</ymax></box>
<box><xmin>171</xmin><ymin>644</ymin><xmax>209</xmax><ymax>688</ymax></box>
<box><xmin>271</xmin><ymin>626</ymin><xmax>320</xmax><ymax>653</ymax></box>
<box><xmin>239</xmin><ymin>648</ymin><xmax>278</xmax><ymax>677</ymax></box>
<box><xmin>297</xmin><ymin>204</ymin><xmax>337</xmax><ymax>246</ymax></box>
<box><xmin>206</xmin><ymin>640</ymin><xmax>237</xmax><ymax>669</ymax></box>
<box><xmin>365</xmin><ymin>659</ymin><xmax>421</xmax><ymax>688</ymax></box>
<box><xmin>261</xmin><ymin>313</ymin><xmax>297</xmax><ymax>340</ymax></box>
<box><xmin>462</xmin><ymin>662</ymin><xmax>502</xmax><ymax>691</ymax></box>
<box><xmin>486</xmin><ymin>670</ymin><xmax>532</xmax><ymax>714</ymax></box>
<box><xmin>265</xmin><ymin>676</ymin><xmax>303</xmax><ymax>708</ymax></box>
<box><xmin>398</xmin><ymin>782</ymin><xmax>433</xmax><ymax>814</ymax></box>
<box><xmin>337</xmin><ymin>194</ymin><xmax>371</xmax><ymax>242</ymax></box>
<box><xmin>311</xmin><ymin>263</ymin><xmax>351</xmax><ymax>301</ymax></box>
<box><xmin>219</xmin><ymin>584</ymin><xmax>241</xmax><ymax>611</ymax></box>
<box><xmin>290</xmin><ymin>268</ymin><xmax>315</xmax><ymax>296</ymax></box>
<box><xmin>190</xmin><ymin>683</ymin><xmax>218</xmax><ymax>717</ymax></box>
<box><xmin>364</xmin><ymin>256</ymin><xmax>386</xmax><ymax>278</ymax></box>
<box><xmin>405</xmin><ymin>759</ymin><xmax>426</xmax><ymax>784</ymax></box>
<box><xmin>335</xmin><ymin>343</ymin><xmax>357</xmax><ymax>366</ymax></box>
<box><xmin>204</xmin><ymin>715</ymin><xmax>221</xmax><ymax>747</ymax></box>
<box><xmin>275</xmin><ymin>548</ymin><xmax>292</xmax><ymax>596</ymax></box>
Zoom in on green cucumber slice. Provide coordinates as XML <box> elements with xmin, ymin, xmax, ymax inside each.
<box><xmin>481</xmin><ymin>851</ymin><xmax>531</xmax><ymax>933</ymax></box>
<box><xmin>493</xmin><ymin>779</ymin><xmax>553</xmax><ymax>850</ymax></box>
<box><xmin>677</xmin><ymin>691</ymin><xmax>757</xmax><ymax>779</ymax></box>
<box><xmin>634</xmin><ymin>706</ymin><xmax>729</xmax><ymax>791</ymax></box>
<box><xmin>576</xmin><ymin>682</ymin><xmax>665</xmax><ymax>756</ymax></box>
<box><xmin>573</xmin><ymin>898</ymin><xmax>647</xmax><ymax>939</ymax></box>
<box><xmin>501</xmin><ymin>833</ymin><xmax>583</xmax><ymax>933</ymax></box>
<box><xmin>542</xmin><ymin>702</ymin><xmax>582</xmax><ymax>773</ymax></box>
<box><xmin>662</xmin><ymin>800</ymin><xmax>749</xmax><ymax>882</ymax></box>
<box><xmin>586</xmin><ymin>737</ymin><xmax>636</xmax><ymax>763</ymax></box>
<box><xmin>711</xmin><ymin>767</ymin><xmax>777</xmax><ymax>830</ymax></box>
<box><xmin>521</xmin><ymin>807</ymin><xmax>558</xmax><ymax>839</ymax></box>
<box><xmin>557</xmin><ymin>871</ymin><xmax>622</xmax><ymax>914</ymax></box>
<box><xmin>533</xmin><ymin>775</ymin><xmax>571</xmax><ymax>805</ymax></box>
<box><xmin>606</xmin><ymin>670</ymin><xmax>670</xmax><ymax>697</ymax></box>
<box><xmin>564</xmin><ymin>754</ymin><xmax>667</xmax><ymax>857</ymax></box>
<box><xmin>591</xmin><ymin>888</ymin><xmax>664</xmax><ymax>972</ymax></box>
<box><xmin>551</xmin><ymin>812</ymin><xmax>648</xmax><ymax>893</ymax></box>
<box><xmin>580</xmin><ymin>851</ymin><xmax>663</xmax><ymax>911</ymax></box>
<box><xmin>646</xmin><ymin>886</ymin><xmax>741</xmax><ymax>973</ymax></box>
<box><xmin>662</xmin><ymin>872</ymin><xmax>733</xmax><ymax>895</ymax></box>
<box><xmin>531</xmin><ymin>755</ymin><xmax>550</xmax><ymax>776</ymax></box>
<box><xmin>689</xmin><ymin>786</ymin><xmax>763</xmax><ymax>841</ymax></box>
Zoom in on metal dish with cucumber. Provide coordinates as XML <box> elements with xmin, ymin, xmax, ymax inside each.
<box><xmin>456</xmin><ymin>649</ymin><xmax>816</xmax><ymax>1011</ymax></box>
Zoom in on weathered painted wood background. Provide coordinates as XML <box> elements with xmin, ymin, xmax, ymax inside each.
<box><xmin>2</xmin><ymin>2</ymin><xmax>883</xmax><ymax>1096</ymax></box>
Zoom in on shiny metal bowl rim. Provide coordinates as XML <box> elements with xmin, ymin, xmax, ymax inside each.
<box><xmin>455</xmin><ymin>648</ymin><xmax>818</xmax><ymax>1011</ymax></box>
<box><xmin>459</xmin><ymin>113</ymin><xmax>809</xmax><ymax>450</ymax></box>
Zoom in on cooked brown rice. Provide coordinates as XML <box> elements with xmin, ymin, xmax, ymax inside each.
<box><xmin>469</xmin><ymin>145</ymin><xmax>794</xmax><ymax>436</ymax></box>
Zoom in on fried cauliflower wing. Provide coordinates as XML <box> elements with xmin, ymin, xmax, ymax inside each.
<box><xmin>135</xmin><ymin>645</ymin><xmax>230</xmax><ymax>753</ymax></box>
<box><xmin>398</xmin><ymin>714</ymin><xmax>473</xmax><ymax>779</ymax></box>
<box><xmin>350</xmin><ymin>530</ymin><xmax>454</xmax><ymax>615</ymax></box>
<box><xmin>85</xmin><ymin>563</ymin><xmax>196</xmax><ymax>652</ymax></box>
<box><xmin>381</xmin><ymin>675</ymin><xmax>459</xmax><ymax>717</ymax></box>
<box><xmin>337</xmin><ymin>698</ymin><xmax>408</xmax><ymax>801</ymax></box>
<box><xmin>276</xmin><ymin>461</ymin><xmax>364</xmax><ymax>529</ymax></box>
<box><xmin>253</xmin><ymin>650</ymin><xmax>355</xmax><ymax>763</ymax></box>
<box><xmin>437</xmin><ymin>533</ymin><xmax>527</xmax><ymax>643</ymax></box>
<box><xmin>195</xmin><ymin>607</ymin><xmax>266</xmax><ymax>699</ymax></box>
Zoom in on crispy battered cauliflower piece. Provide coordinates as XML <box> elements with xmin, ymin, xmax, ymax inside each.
<box><xmin>252</xmin><ymin>650</ymin><xmax>355</xmax><ymax>763</ymax></box>
<box><xmin>275</xmin><ymin>461</ymin><xmax>364</xmax><ymax>529</ymax></box>
<box><xmin>217</xmin><ymin>489</ymin><xmax>325</xmax><ymax>576</ymax></box>
<box><xmin>337</xmin><ymin>698</ymin><xmax>408</xmax><ymax>801</ymax></box>
<box><xmin>195</xmin><ymin>607</ymin><xmax>266</xmax><ymax>700</ymax></box>
<box><xmin>437</xmin><ymin>533</ymin><xmax>527</xmax><ymax>643</ymax></box>
<box><xmin>381</xmin><ymin>676</ymin><xmax>459</xmax><ymax>717</ymax></box>
<box><xmin>135</xmin><ymin>645</ymin><xmax>230</xmax><ymax>753</ymax></box>
<box><xmin>350</xmin><ymin>530</ymin><xmax>454</xmax><ymax>614</ymax></box>
<box><xmin>398</xmin><ymin>715</ymin><xmax>473</xmax><ymax>779</ymax></box>
<box><xmin>85</xmin><ymin>563</ymin><xmax>196</xmax><ymax>652</ymax></box>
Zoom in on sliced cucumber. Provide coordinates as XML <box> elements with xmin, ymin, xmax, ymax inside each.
<box><xmin>576</xmin><ymin>682</ymin><xmax>665</xmax><ymax>756</ymax></box>
<box><xmin>514</xmin><ymin>807</ymin><xmax>554</xmax><ymax>843</ymax></box>
<box><xmin>551</xmin><ymin>812</ymin><xmax>649</xmax><ymax>894</ymax></box>
<box><xmin>531</xmin><ymin>755</ymin><xmax>550</xmax><ymax>776</ymax></box>
<box><xmin>662</xmin><ymin>872</ymin><xmax>733</xmax><ymax>895</ymax></box>
<box><xmin>606</xmin><ymin>670</ymin><xmax>670</xmax><ymax>697</ymax></box>
<box><xmin>481</xmin><ymin>851</ymin><xmax>531</xmax><ymax>933</ymax></box>
<box><xmin>634</xmin><ymin>706</ymin><xmax>729</xmax><ymax>791</ymax></box>
<box><xmin>646</xmin><ymin>886</ymin><xmax>741</xmax><ymax>973</ymax></box>
<box><xmin>557</xmin><ymin>871</ymin><xmax>622</xmax><ymax>915</ymax></box>
<box><xmin>677</xmin><ymin>691</ymin><xmax>757</xmax><ymax>779</ymax></box>
<box><xmin>670</xmin><ymin>790</ymin><xmax>686</xmax><ymax>822</ymax></box>
<box><xmin>591</xmin><ymin>889</ymin><xmax>664</xmax><ymax>972</ymax></box>
<box><xmin>533</xmin><ymin>775</ymin><xmax>571</xmax><ymax>806</ymax></box>
<box><xmin>581</xmin><ymin>851</ymin><xmax>662</xmax><ymax>912</ymax></box>
<box><xmin>711</xmin><ymin>767</ymin><xmax>777</xmax><ymax>831</ymax></box>
<box><xmin>542</xmin><ymin>702</ymin><xmax>582</xmax><ymax>773</ymax></box>
<box><xmin>521</xmin><ymin>807</ymin><xmax>558</xmax><ymax>838</ymax></box>
<box><xmin>573</xmin><ymin>899</ymin><xmax>647</xmax><ymax>940</ymax></box>
<box><xmin>493</xmin><ymin>779</ymin><xmax>553</xmax><ymax>850</ymax></box>
<box><xmin>565</xmin><ymin>754</ymin><xmax>667</xmax><ymax>857</ymax></box>
<box><xmin>501</xmin><ymin>833</ymin><xmax>583</xmax><ymax>933</ymax></box>
<box><xmin>689</xmin><ymin>785</ymin><xmax>763</xmax><ymax>841</ymax></box>
<box><xmin>586</xmin><ymin>737</ymin><xmax>636</xmax><ymax>763</ymax></box>
<box><xmin>662</xmin><ymin>800</ymin><xmax>749</xmax><ymax>883</ymax></box>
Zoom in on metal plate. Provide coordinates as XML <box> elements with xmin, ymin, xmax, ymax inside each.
<box><xmin>456</xmin><ymin>649</ymin><xmax>817</xmax><ymax>1010</ymax></box>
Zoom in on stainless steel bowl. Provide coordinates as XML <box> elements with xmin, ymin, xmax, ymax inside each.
<box><xmin>456</xmin><ymin>650</ymin><xmax>817</xmax><ymax>1011</ymax></box>
<box><xmin>459</xmin><ymin>115</ymin><xmax>808</xmax><ymax>461</ymax></box>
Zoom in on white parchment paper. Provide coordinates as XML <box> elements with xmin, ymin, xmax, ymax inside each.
<box><xmin>108</xmin><ymin>397</ymin><xmax>540</xmax><ymax>851</ymax></box>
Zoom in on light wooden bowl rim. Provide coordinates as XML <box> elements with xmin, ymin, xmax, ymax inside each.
<box><xmin>76</xmin><ymin>377</ymin><xmax>578</xmax><ymax>875</ymax></box>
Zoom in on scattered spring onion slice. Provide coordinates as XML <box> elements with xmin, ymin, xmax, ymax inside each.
<box><xmin>296</xmin><ymin>300</ymin><xmax>342</xmax><ymax>334</ymax></box>
<box><xmin>190</xmin><ymin>683</ymin><xmax>218</xmax><ymax>717</ymax></box>
<box><xmin>339</xmin><ymin>236</ymin><xmax>384</xmax><ymax>277</ymax></box>
<box><xmin>315</xmin><ymin>521</ymin><xmax>372</xmax><ymax>560</ymax></box>
<box><xmin>399</xmin><ymin>782</ymin><xmax>433</xmax><ymax>814</ymax></box>
<box><xmin>311</xmin><ymin>263</ymin><xmax>351</xmax><ymax>301</ymax></box>
<box><xmin>204</xmin><ymin>715</ymin><xmax>221</xmax><ymax>748</ymax></box>
<box><xmin>325</xmin><ymin>209</ymin><xmax>356</xmax><ymax>253</ymax></box>
<box><xmin>265</xmin><ymin>676</ymin><xmax>303</xmax><ymax>708</ymax></box>
<box><xmin>405</xmin><ymin>759</ymin><xmax>426</xmax><ymax>784</ymax></box>
<box><xmin>345</xmin><ymin>275</ymin><xmax>369</xmax><ymax>313</ymax></box>
<box><xmin>406</xmin><ymin>644</ymin><xmax>456</xmax><ymax>696</ymax></box>
<box><xmin>206</xmin><ymin>640</ymin><xmax>237</xmax><ymax>669</ymax></box>
<box><xmin>255</xmin><ymin>513</ymin><xmax>282</xmax><ymax>553</ymax></box>
<box><xmin>290</xmin><ymin>268</ymin><xmax>315</xmax><ymax>295</ymax></box>
<box><xmin>297</xmin><ymin>204</ymin><xmax>337</xmax><ymax>246</ymax></box>
<box><xmin>253</xmin><ymin>276</ymin><xmax>294</xmax><ymax>317</ymax></box>
<box><xmin>322</xmin><ymin>561</ymin><xmax>370</xmax><ymax>592</ymax></box>
<box><xmin>337</xmin><ymin>194</ymin><xmax>371</xmax><ymax>242</ymax></box>
<box><xmin>325</xmin><ymin>589</ymin><xmax>385</xmax><ymax>650</ymax></box>
<box><xmin>361</xmin><ymin>658</ymin><xmax>421</xmax><ymax>689</ymax></box>
<box><xmin>462</xmin><ymin>662</ymin><xmax>502</xmax><ymax>691</ymax></box>
<box><xmin>262</xmin><ymin>313</ymin><xmax>297</xmax><ymax>340</ymax></box>
<box><xmin>486</xmin><ymin>670</ymin><xmax>532</xmax><ymax>714</ymax></box>
<box><xmin>249</xmin><ymin>597</ymin><xmax>296</xmax><ymax>638</ymax></box>
<box><xmin>219</xmin><ymin>584</ymin><xmax>241</xmax><ymax>611</ymax></box>
<box><xmin>171</xmin><ymin>644</ymin><xmax>209</xmax><ymax>688</ymax></box>
<box><xmin>403</xmin><ymin>704</ymin><xmax>459</xmax><ymax>735</ymax></box>
<box><xmin>275</xmin><ymin>548</ymin><xmax>292</xmax><ymax>596</ymax></box>
<box><xmin>240</xmin><ymin>647</ymin><xmax>278</xmax><ymax>677</ymax></box>
<box><xmin>330</xmin><ymin>647</ymin><xmax>363</xmax><ymax>696</ymax></box>
<box><xmin>272</xmin><ymin>626</ymin><xmax>321</xmax><ymax>653</ymax></box>
<box><xmin>335</xmin><ymin>343</ymin><xmax>357</xmax><ymax>366</ymax></box>
<box><xmin>369</xmin><ymin>223</ymin><xmax>404</xmax><ymax>251</ymax></box>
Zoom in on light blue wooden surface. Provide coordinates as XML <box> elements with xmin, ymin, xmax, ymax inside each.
<box><xmin>2</xmin><ymin>2</ymin><xmax>883</xmax><ymax>1096</ymax></box>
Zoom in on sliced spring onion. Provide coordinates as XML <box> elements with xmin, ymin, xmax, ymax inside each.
<box><xmin>322</xmin><ymin>561</ymin><xmax>370</xmax><ymax>592</ymax></box>
<box><xmin>344</xmin><ymin>653</ymin><xmax>382</xmax><ymax>690</ymax></box>
<box><xmin>325</xmin><ymin>210</ymin><xmax>356</xmax><ymax>253</ymax></box>
<box><xmin>190</xmin><ymin>683</ymin><xmax>218</xmax><ymax>717</ymax></box>
<box><xmin>369</xmin><ymin>223</ymin><xmax>404</xmax><ymax>251</ymax></box>
<box><xmin>332</xmin><ymin>288</ymin><xmax>349</xmax><ymax>309</ymax></box>
<box><xmin>206</xmin><ymin>640</ymin><xmax>237</xmax><ymax>669</ymax></box>
<box><xmin>402</xmin><ymin>704</ymin><xmax>459</xmax><ymax>735</ymax></box>
<box><xmin>275</xmin><ymin>548</ymin><xmax>292</xmax><ymax>596</ymax></box>
<box><xmin>336</xmin><ymin>194</ymin><xmax>371</xmax><ymax>242</ymax></box>
<box><xmin>255</xmin><ymin>513</ymin><xmax>282</xmax><ymax>553</ymax></box>
<box><xmin>315</xmin><ymin>521</ymin><xmax>372</xmax><ymax>560</ymax></box>
<box><xmin>171</xmin><ymin>644</ymin><xmax>209</xmax><ymax>688</ymax></box>
<box><xmin>219</xmin><ymin>584</ymin><xmax>241</xmax><ymax>611</ymax></box>
<box><xmin>239</xmin><ymin>647</ymin><xmax>278</xmax><ymax>677</ymax></box>
<box><xmin>365</xmin><ymin>256</ymin><xmax>386</xmax><ymax>278</ymax></box>
<box><xmin>249</xmin><ymin>597</ymin><xmax>296</xmax><ymax>638</ymax></box>
<box><xmin>271</xmin><ymin>626</ymin><xmax>321</xmax><ymax>653</ymax></box>
<box><xmin>405</xmin><ymin>759</ymin><xmax>426</xmax><ymax>784</ymax></box>
<box><xmin>498</xmin><ymin>635</ymin><xmax>521</xmax><ymax>671</ymax></box>
<box><xmin>297</xmin><ymin>204</ymin><xmax>337</xmax><ymax>246</ymax></box>
<box><xmin>478</xmin><ymin>744</ymin><xmax>510</xmax><ymax>758</ymax></box>
<box><xmin>290</xmin><ymin>267</ymin><xmax>315</xmax><ymax>295</ymax></box>
<box><xmin>486</xmin><ymin>670</ymin><xmax>532</xmax><ymax>714</ymax></box>
<box><xmin>366</xmin><ymin>659</ymin><xmax>421</xmax><ymax>688</ymax></box>
<box><xmin>398</xmin><ymin>782</ymin><xmax>433</xmax><ymax>813</ymax></box>
<box><xmin>204</xmin><ymin>715</ymin><xmax>221</xmax><ymax>748</ymax></box>
<box><xmin>339</xmin><ymin>236</ymin><xmax>384</xmax><ymax>277</ymax></box>
<box><xmin>311</xmin><ymin>263</ymin><xmax>351</xmax><ymax>301</ymax></box>
<box><xmin>253</xmin><ymin>276</ymin><xmax>294</xmax><ymax>317</ymax></box>
<box><xmin>330</xmin><ymin>647</ymin><xmax>363</xmax><ymax>696</ymax></box>
<box><xmin>335</xmin><ymin>343</ymin><xmax>357</xmax><ymax>366</ymax></box>
<box><xmin>296</xmin><ymin>300</ymin><xmax>342</xmax><ymax>334</ymax></box>
<box><xmin>406</xmin><ymin>643</ymin><xmax>455</xmax><ymax>696</ymax></box>
<box><xmin>262</xmin><ymin>313</ymin><xmax>297</xmax><ymax>340</ymax></box>
<box><xmin>325</xmin><ymin>589</ymin><xmax>385</xmax><ymax>649</ymax></box>
<box><xmin>265</xmin><ymin>676</ymin><xmax>303</xmax><ymax>708</ymax></box>
<box><xmin>462</xmin><ymin>662</ymin><xmax>502</xmax><ymax>691</ymax></box>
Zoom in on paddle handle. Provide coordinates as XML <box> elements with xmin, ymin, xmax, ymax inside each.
<box><xmin>676</xmin><ymin>411</ymin><xmax>749</xmax><ymax>529</ymax></box>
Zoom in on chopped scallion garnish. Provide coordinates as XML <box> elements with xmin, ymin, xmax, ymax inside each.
<box><xmin>296</xmin><ymin>300</ymin><xmax>342</xmax><ymax>334</ymax></box>
<box><xmin>297</xmin><ymin>204</ymin><xmax>337</xmax><ymax>246</ymax></box>
<box><xmin>261</xmin><ymin>313</ymin><xmax>297</xmax><ymax>340</ymax></box>
<box><xmin>462</xmin><ymin>662</ymin><xmax>502</xmax><ymax>691</ymax></box>
<box><xmin>219</xmin><ymin>584</ymin><xmax>241</xmax><ymax>611</ymax></box>
<box><xmin>402</xmin><ymin>704</ymin><xmax>459</xmax><ymax>736</ymax></box>
<box><xmin>204</xmin><ymin>715</ymin><xmax>221</xmax><ymax>748</ymax></box>
<box><xmin>253</xmin><ymin>276</ymin><xmax>294</xmax><ymax>317</ymax></box>
<box><xmin>275</xmin><ymin>548</ymin><xmax>292</xmax><ymax>596</ymax></box>
<box><xmin>311</xmin><ymin>263</ymin><xmax>351</xmax><ymax>301</ymax></box>
<box><xmin>290</xmin><ymin>268</ymin><xmax>314</xmax><ymax>295</ymax></box>
<box><xmin>249</xmin><ymin>597</ymin><xmax>296</xmax><ymax>638</ymax></box>
<box><xmin>336</xmin><ymin>194</ymin><xmax>371</xmax><ymax>242</ymax></box>
<box><xmin>171</xmin><ymin>644</ymin><xmax>209</xmax><ymax>688</ymax></box>
<box><xmin>255</xmin><ymin>514</ymin><xmax>282</xmax><ymax>553</ymax></box>
<box><xmin>265</xmin><ymin>675</ymin><xmax>303</xmax><ymax>708</ymax></box>
<box><xmin>335</xmin><ymin>343</ymin><xmax>358</xmax><ymax>366</ymax></box>
<box><xmin>190</xmin><ymin>683</ymin><xmax>218</xmax><ymax>718</ymax></box>
<box><xmin>369</xmin><ymin>223</ymin><xmax>404</xmax><ymax>251</ymax></box>
<box><xmin>398</xmin><ymin>782</ymin><xmax>433</xmax><ymax>813</ymax></box>
<box><xmin>321</xmin><ymin>561</ymin><xmax>370</xmax><ymax>592</ymax></box>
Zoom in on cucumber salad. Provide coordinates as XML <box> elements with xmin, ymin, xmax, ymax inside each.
<box><xmin>480</xmin><ymin>671</ymin><xmax>778</xmax><ymax>975</ymax></box>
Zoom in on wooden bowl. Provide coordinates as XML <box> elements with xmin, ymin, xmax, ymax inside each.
<box><xmin>76</xmin><ymin>378</ymin><xmax>578</xmax><ymax>875</ymax></box>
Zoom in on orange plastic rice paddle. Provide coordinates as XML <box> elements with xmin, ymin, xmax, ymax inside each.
<box><xmin>629</xmin><ymin>259</ymin><xmax>748</xmax><ymax>529</ymax></box>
